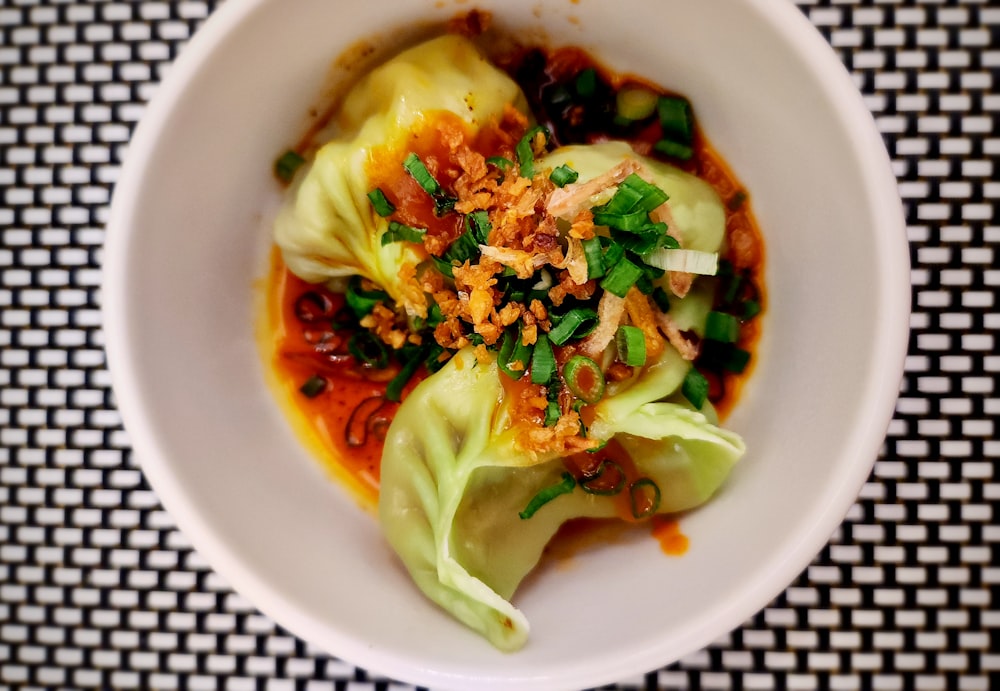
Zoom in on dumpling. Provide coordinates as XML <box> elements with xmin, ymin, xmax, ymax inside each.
<box><xmin>274</xmin><ymin>35</ymin><xmax>530</xmax><ymax>311</ymax></box>
<box><xmin>379</xmin><ymin>346</ymin><xmax>744</xmax><ymax>652</ymax></box>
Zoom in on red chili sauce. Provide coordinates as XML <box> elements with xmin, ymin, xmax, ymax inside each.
<box><xmin>267</xmin><ymin>44</ymin><xmax>765</xmax><ymax>553</ymax></box>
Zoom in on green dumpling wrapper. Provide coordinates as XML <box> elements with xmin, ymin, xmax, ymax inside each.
<box><xmin>274</xmin><ymin>34</ymin><xmax>530</xmax><ymax>312</ymax></box>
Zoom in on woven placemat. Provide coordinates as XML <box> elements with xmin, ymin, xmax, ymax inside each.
<box><xmin>1</xmin><ymin>1</ymin><xmax>997</xmax><ymax>689</ymax></box>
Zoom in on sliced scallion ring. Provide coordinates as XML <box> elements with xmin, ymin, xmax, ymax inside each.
<box><xmin>579</xmin><ymin>459</ymin><xmax>626</xmax><ymax>496</ymax></box>
<box><xmin>563</xmin><ymin>355</ymin><xmax>606</xmax><ymax>403</ymax></box>
<box><xmin>615</xmin><ymin>325</ymin><xmax>647</xmax><ymax>367</ymax></box>
<box><xmin>629</xmin><ymin>478</ymin><xmax>661</xmax><ymax>519</ymax></box>
<box><xmin>347</xmin><ymin>332</ymin><xmax>389</xmax><ymax>369</ymax></box>
<box><xmin>547</xmin><ymin>308</ymin><xmax>599</xmax><ymax>346</ymax></box>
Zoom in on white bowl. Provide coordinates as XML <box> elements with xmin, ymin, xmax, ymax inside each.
<box><xmin>103</xmin><ymin>0</ymin><xmax>909</xmax><ymax>689</ymax></box>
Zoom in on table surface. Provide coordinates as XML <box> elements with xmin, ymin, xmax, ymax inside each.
<box><xmin>1</xmin><ymin>1</ymin><xmax>997</xmax><ymax>689</ymax></box>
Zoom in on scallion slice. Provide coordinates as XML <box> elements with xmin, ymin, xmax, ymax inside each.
<box><xmin>653</xmin><ymin>139</ymin><xmax>693</xmax><ymax>161</ymax></box>
<box><xmin>544</xmin><ymin>400</ymin><xmax>561</xmax><ymax>427</ymax></box>
<box><xmin>486</xmin><ymin>156</ymin><xmax>514</xmax><ymax>171</ymax></box>
<box><xmin>657</xmin><ymin>96</ymin><xmax>694</xmax><ymax>144</ymax></box>
<box><xmin>620</xmin><ymin>174</ymin><xmax>670</xmax><ymax>213</ymax></box>
<box><xmin>498</xmin><ymin>326</ymin><xmax>532</xmax><ymax>381</ymax></box>
<box><xmin>615</xmin><ymin>325</ymin><xmax>647</xmax><ymax>367</ymax></box>
<box><xmin>616</xmin><ymin>86</ymin><xmax>658</xmax><ymax>121</ymax></box>
<box><xmin>530</xmin><ymin>333</ymin><xmax>556</xmax><ymax>385</ymax></box>
<box><xmin>743</xmin><ymin>300</ymin><xmax>761</xmax><ymax>320</ymax></box>
<box><xmin>367</xmin><ymin>188</ymin><xmax>396</xmax><ymax>217</ymax></box>
<box><xmin>380</xmin><ymin>220</ymin><xmax>426</xmax><ymax>246</ymax></box>
<box><xmin>519</xmin><ymin>472</ymin><xmax>576</xmax><ymax>520</ymax></box>
<box><xmin>403</xmin><ymin>152</ymin><xmax>456</xmax><ymax>215</ymax></box>
<box><xmin>629</xmin><ymin>478</ymin><xmax>661</xmax><ymax>519</ymax></box>
<box><xmin>298</xmin><ymin>375</ymin><xmax>326</xmax><ymax>398</ymax></box>
<box><xmin>549</xmin><ymin>164</ymin><xmax>579</xmax><ymax>188</ymax></box>
<box><xmin>466</xmin><ymin>210</ymin><xmax>491</xmax><ymax>244</ymax></box>
<box><xmin>274</xmin><ymin>150</ymin><xmax>305</xmax><ymax>183</ymax></box>
<box><xmin>574</xmin><ymin>68</ymin><xmax>597</xmax><ymax>98</ymax></box>
<box><xmin>563</xmin><ymin>355</ymin><xmax>606</xmax><ymax>403</ymax></box>
<box><xmin>705</xmin><ymin>311</ymin><xmax>741</xmax><ymax>343</ymax></box>
<box><xmin>682</xmin><ymin>368</ymin><xmax>709</xmax><ymax>409</ymax></box>
<box><xmin>582</xmin><ymin>237</ymin><xmax>605</xmax><ymax>279</ymax></box>
<box><xmin>348</xmin><ymin>332</ymin><xmax>390</xmax><ymax>369</ymax></box>
<box><xmin>580</xmin><ymin>459</ymin><xmax>626</xmax><ymax>496</ymax></box>
<box><xmin>593</xmin><ymin>209</ymin><xmax>650</xmax><ymax>233</ymax></box>
<box><xmin>345</xmin><ymin>276</ymin><xmax>388</xmax><ymax>319</ymax></box>
<box><xmin>515</xmin><ymin>125</ymin><xmax>550</xmax><ymax>179</ymax></box>
<box><xmin>547</xmin><ymin>308</ymin><xmax>599</xmax><ymax>346</ymax></box>
<box><xmin>599</xmin><ymin>257</ymin><xmax>643</xmax><ymax>298</ymax></box>
<box><xmin>644</xmin><ymin>248</ymin><xmax>719</xmax><ymax>276</ymax></box>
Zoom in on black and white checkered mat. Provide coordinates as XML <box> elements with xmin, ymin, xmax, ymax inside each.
<box><xmin>1</xmin><ymin>1</ymin><xmax>997</xmax><ymax>689</ymax></box>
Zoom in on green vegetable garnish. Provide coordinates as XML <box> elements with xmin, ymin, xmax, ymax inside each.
<box><xmin>519</xmin><ymin>472</ymin><xmax>576</xmax><ymax>519</ymax></box>
<box><xmin>367</xmin><ymin>188</ymin><xmax>396</xmax><ymax>217</ymax></box>
<box><xmin>298</xmin><ymin>375</ymin><xmax>326</xmax><ymax>398</ymax></box>
<box><xmin>563</xmin><ymin>355</ymin><xmax>606</xmax><ymax>403</ymax></box>
<box><xmin>274</xmin><ymin>150</ymin><xmax>305</xmax><ymax>183</ymax></box>
<box><xmin>615</xmin><ymin>325</ymin><xmax>647</xmax><ymax>367</ymax></box>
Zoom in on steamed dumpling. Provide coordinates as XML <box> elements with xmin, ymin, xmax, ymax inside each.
<box><xmin>379</xmin><ymin>347</ymin><xmax>744</xmax><ymax>651</ymax></box>
<box><xmin>274</xmin><ymin>35</ymin><xmax>530</xmax><ymax>309</ymax></box>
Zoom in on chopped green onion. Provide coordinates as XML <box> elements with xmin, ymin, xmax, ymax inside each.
<box><xmin>498</xmin><ymin>326</ymin><xmax>532</xmax><ymax>381</ymax></box>
<box><xmin>727</xmin><ymin>190</ymin><xmax>748</xmax><ymax>211</ymax></box>
<box><xmin>403</xmin><ymin>152</ymin><xmax>443</xmax><ymax>196</ymax></box>
<box><xmin>348</xmin><ymin>332</ymin><xmax>389</xmax><ymax>368</ymax></box>
<box><xmin>443</xmin><ymin>228</ymin><xmax>480</xmax><ymax>265</ymax></box>
<box><xmin>579</xmin><ymin>459</ymin><xmax>626</xmax><ymax>496</ymax></box>
<box><xmin>682</xmin><ymin>368</ymin><xmax>709</xmax><ymax>409</ymax></box>
<box><xmin>563</xmin><ymin>355</ymin><xmax>606</xmax><ymax>403</ymax></box>
<box><xmin>653</xmin><ymin>139</ymin><xmax>693</xmax><ymax>161</ymax></box>
<box><xmin>380</xmin><ymin>221</ymin><xmax>426</xmax><ymax>246</ymax></box>
<box><xmin>601</xmin><ymin>240</ymin><xmax>626</xmax><ymax>270</ymax></box>
<box><xmin>386</xmin><ymin>354</ymin><xmax>422</xmax><ymax>402</ymax></box>
<box><xmin>519</xmin><ymin>472</ymin><xmax>576</xmax><ymax>520</ymax></box>
<box><xmin>629</xmin><ymin>478</ymin><xmax>661</xmax><ymax>519</ymax></box>
<box><xmin>593</xmin><ymin>209</ymin><xmax>650</xmax><ymax>233</ymax></box>
<box><xmin>610</xmin><ymin>227</ymin><xmax>662</xmax><ymax>256</ymax></box>
<box><xmin>367</xmin><ymin>188</ymin><xmax>396</xmax><ymax>217</ymax></box>
<box><xmin>657</xmin><ymin>96</ymin><xmax>694</xmax><ymax>144</ymax></box>
<box><xmin>574</xmin><ymin>68</ymin><xmax>597</xmax><ymax>98</ymax></box>
<box><xmin>743</xmin><ymin>300</ymin><xmax>761</xmax><ymax>320</ymax></box>
<box><xmin>599</xmin><ymin>257</ymin><xmax>643</xmax><ymax>297</ymax></box>
<box><xmin>544</xmin><ymin>400</ymin><xmax>561</xmax><ymax>427</ymax></box>
<box><xmin>547</xmin><ymin>308</ymin><xmax>600</xmax><ymax>346</ymax></box>
<box><xmin>549</xmin><ymin>164</ymin><xmax>579</xmax><ymax>187</ymax></box>
<box><xmin>345</xmin><ymin>275</ymin><xmax>388</xmax><ymax>319</ymax></box>
<box><xmin>651</xmin><ymin>286</ymin><xmax>672</xmax><ymax>313</ymax></box>
<box><xmin>645</xmin><ymin>248</ymin><xmax>719</xmax><ymax>276</ymax></box>
<box><xmin>403</xmin><ymin>152</ymin><xmax>456</xmax><ymax>216</ymax></box>
<box><xmin>515</xmin><ymin>125</ymin><xmax>550</xmax><ymax>179</ymax></box>
<box><xmin>582</xmin><ymin>237</ymin><xmax>605</xmax><ymax>279</ymax></box>
<box><xmin>298</xmin><ymin>375</ymin><xmax>326</xmax><ymax>398</ymax></box>
<box><xmin>530</xmin><ymin>333</ymin><xmax>556</xmax><ymax>385</ymax></box>
<box><xmin>486</xmin><ymin>156</ymin><xmax>514</xmax><ymax>171</ymax></box>
<box><xmin>598</xmin><ymin>184</ymin><xmax>644</xmax><ymax>215</ymax></box>
<box><xmin>274</xmin><ymin>150</ymin><xmax>305</xmax><ymax>183</ymax></box>
<box><xmin>466</xmin><ymin>210</ymin><xmax>491</xmax><ymax>244</ymax></box>
<box><xmin>620</xmin><ymin>174</ymin><xmax>670</xmax><ymax>213</ymax></box>
<box><xmin>431</xmin><ymin>255</ymin><xmax>456</xmax><ymax>279</ymax></box>
<box><xmin>705</xmin><ymin>311</ymin><xmax>741</xmax><ymax>343</ymax></box>
<box><xmin>616</xmin><ymin>86</ymin><xmax>659</xmax><ymax>121</ymax></box>
<box><xmin>615</xmin><ymin>325</ymin><xmax>647</xmax><ymax>367</ymax></box>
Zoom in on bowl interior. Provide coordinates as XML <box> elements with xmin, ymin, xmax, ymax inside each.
<box><xmin>104</xmin><ymin>0</ymin><xmax>908</xmax><ymax>688</ymax></box>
